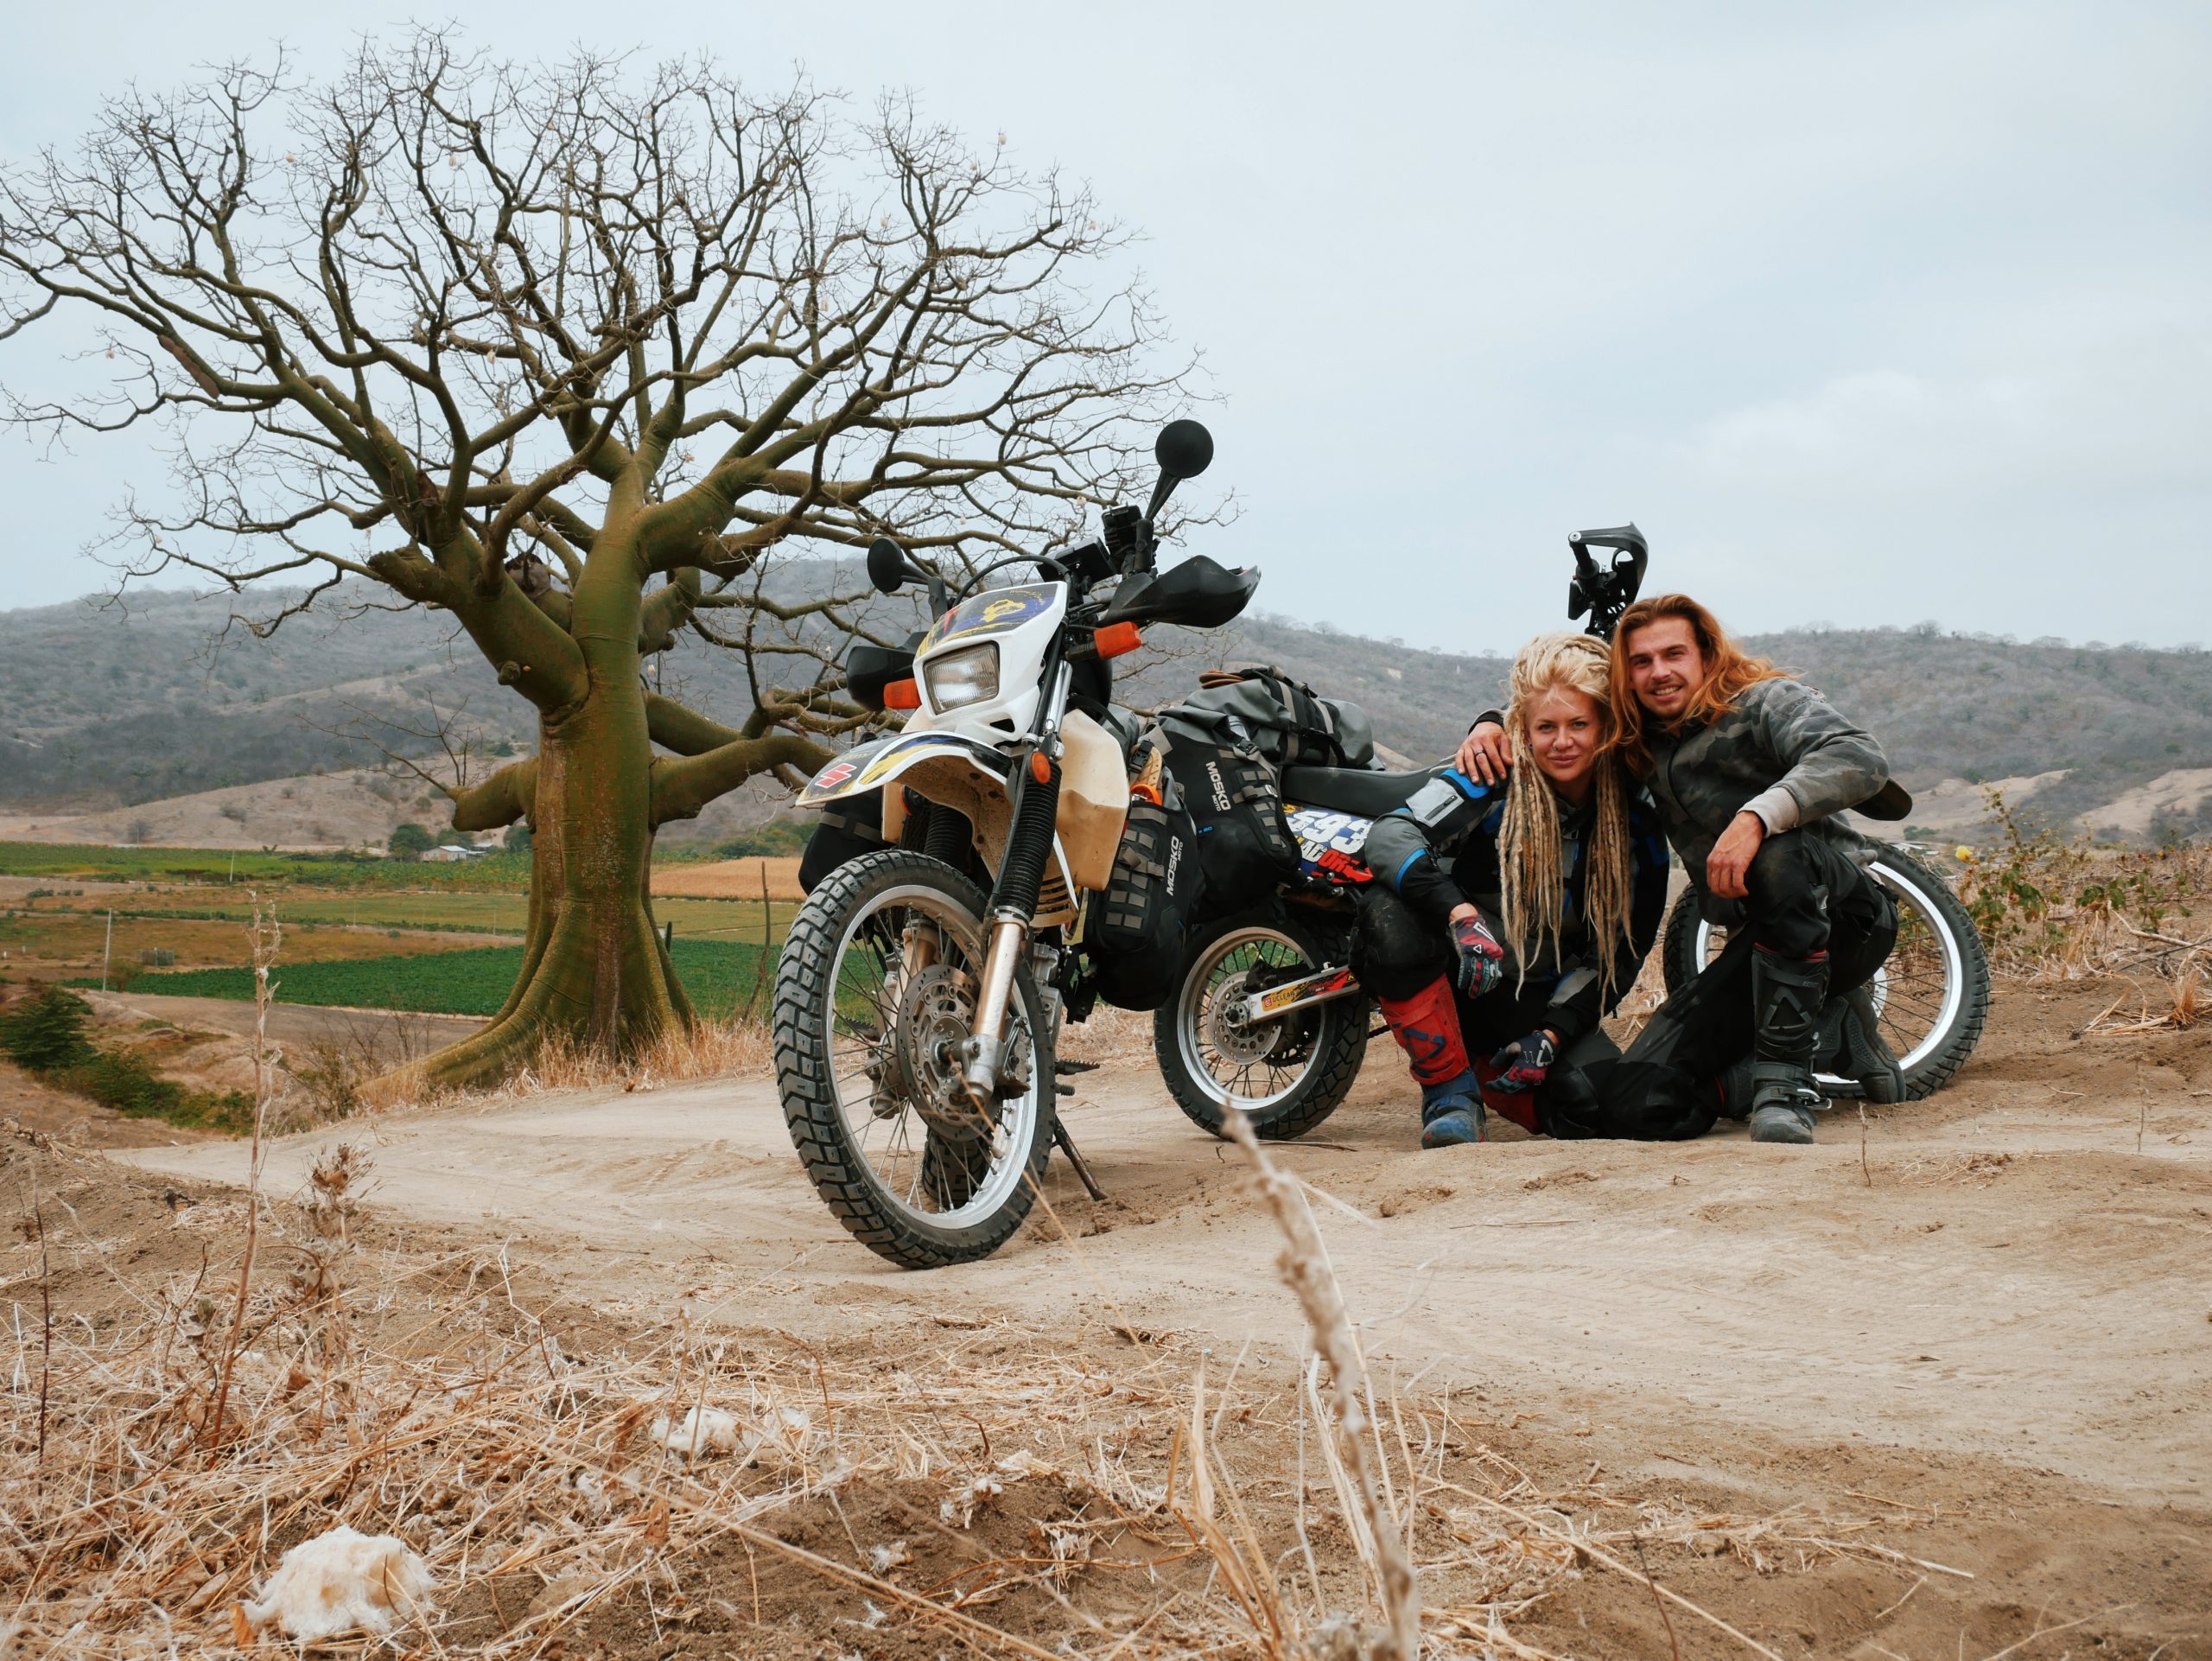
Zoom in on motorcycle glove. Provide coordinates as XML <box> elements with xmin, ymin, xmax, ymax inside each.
<box><xmin>1488</xmin><ymin>1028</ymin><xmax>1558</xmax><ymax>1094</ymax></box>
<box><xmin>1449</xmin><ymin>912</ymin><xmax>1506</xmax><ymax>999</ymax></box>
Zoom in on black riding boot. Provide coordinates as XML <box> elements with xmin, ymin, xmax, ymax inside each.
<box><xmin>1819</xmin><ymin>983</ymin><xmax>1905</xmax><ymax>1104</ymax></box>
<box><xmin>1749</xmin><ymin>951</ymin><xmax>1828</xmax><ymax>1144</ymax></box>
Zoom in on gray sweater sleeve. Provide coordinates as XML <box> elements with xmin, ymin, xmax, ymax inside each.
<box><xmin>1745</xmin><ymin>679</ymin><xmax>1889</xmax><ymax>828</ymax></box>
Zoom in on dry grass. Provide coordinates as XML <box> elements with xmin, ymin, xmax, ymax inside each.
<box><xmin>490</xmin><ymin>1016</ymin><xmax>776</xmax><ymax>1098</ymax></box>
<box><xmin>1057</xmin><ymin>1001</ymin><xmax>1160</xmax><ymax>1067</ymax></box>
<box><xmin>3</xmin><ymin>1111</ymin><xmax>1986</xmax><ymax>1658</ymax></box>
<box><xmin>1957</xmin><ymin>792</ymin><xmax>2210</xmax><ymax>989</ymax></box>
<box><xmin>354</xmin><ymin>1014</ymin><xmax>774</xmax><ymax>1118</ymax></box>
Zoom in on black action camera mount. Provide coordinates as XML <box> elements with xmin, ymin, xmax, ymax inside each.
<box><xmin>1566</xmin><ymin>524</ymin><xmax>1649</xmax><ymax>642</ymax></box>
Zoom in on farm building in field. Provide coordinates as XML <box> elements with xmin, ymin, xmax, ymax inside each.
<box><xmin>420</xmin><ymin>843</ymin><xmax>488</xmax><ymax>862</ymax></box>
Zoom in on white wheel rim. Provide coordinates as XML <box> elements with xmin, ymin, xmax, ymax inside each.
<box><xmin>822</xmin><ymin>880</ymin><xmax>1039</xmax><ymax>1230</ymax></box>
<box><xmin>1688</xmin><ymin>859</ymin><xmax>1966</xmax><ymax>1081</ymax></box>
<box><xmin>1176</xmin><ymin>926</ymin><xmax>1325</xmax><ymax>1113</ymax></box>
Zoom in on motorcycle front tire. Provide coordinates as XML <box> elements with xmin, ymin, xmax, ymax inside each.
<box><xmin>774</xmin><ymin>849</ymin><xmax>1056</xmax><ymax>1269</ymax></box>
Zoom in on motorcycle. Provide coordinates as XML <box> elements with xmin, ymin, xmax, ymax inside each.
<box><xmin>773</xmin><ymin>420</ymin><xmax>1257</xmax><ymax>1268</ymax></box>
<box><xmin>1152</xmin><ymin>525</ymin><xmax>1991</xmax><ymax>1134</ymax></box>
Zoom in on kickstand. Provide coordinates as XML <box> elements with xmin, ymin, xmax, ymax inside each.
<box><xmin>1052</xmin><ymin>1117</ymin><xmax>1106</xmax><ymax>1201</ymax></box>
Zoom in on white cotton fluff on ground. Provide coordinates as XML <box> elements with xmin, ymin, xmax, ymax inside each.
<box><xmin>650</xmin><ymin>1405</ymin><xmax>741</xmax><ymax>1457</ymax></box>
<box><xmin>242</xmin><ymin>1525</ymin><xmax>433</xmax><ymax>1643</ymax></box>
<box><xmin>649</xmin><ymin>1403</ymin><xmax>817</xmax><ymax>1462</ymax></box>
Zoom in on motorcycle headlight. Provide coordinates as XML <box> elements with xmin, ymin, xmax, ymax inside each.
<box><xmin>922</xmin><ymin>642</ymin><xmax>1000</xmax><ymax>711</ymax></box>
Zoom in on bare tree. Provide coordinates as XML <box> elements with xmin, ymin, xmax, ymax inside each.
<box><xmin>0</xmin><ymin>33</ymin><xmax>1191</xmax><ymax>1087</ymax></box>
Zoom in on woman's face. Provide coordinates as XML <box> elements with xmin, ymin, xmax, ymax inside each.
<box><xmin>1523</xmin><ymin>686</ymin><xmax>1605</xmax><ymax>789</ymax></box>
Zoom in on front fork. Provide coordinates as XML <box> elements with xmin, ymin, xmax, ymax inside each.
<box><xmin>961</xmin><ymin>663</ymin><xmax>1071</xmax><ymax>1106</ymax></box>
<box><xmin>960</xmin><ymin>916</ymin><xmax>1031</xmax><ymax>1104</ymax></box>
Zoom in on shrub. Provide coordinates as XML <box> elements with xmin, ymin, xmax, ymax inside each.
<box><xmin>55</xmin><ymin>1048</ymin><xmax>254</xmax><ymax>1132</ymax></box>
<box><xmin>0</xmin><ymin>984</ymin><xmax>95</xmax><ymax>1071</ymax></box>
<box><xmin>505</xmin><ymin>823</ymin><xmax>533</xmax><ymax>855</ymax></box>
<box><xmin>387</xmin><ymin>822</ymin><xmax>435</xmax><ymax>859</ymax></box>
<box><xmin>711</xmin><ymin>820</ymin><xmax>810</xmax><ymax>858</ymax></box>
<box><xmin>61</xmin><ymin>1047</ymin><xmax>182</xmax><ymax>1117</ymax></box>
<box><xmin>1960</xmin><ymin>789</ymin><xmax>2209</xmax><ymax>977</ymax></box>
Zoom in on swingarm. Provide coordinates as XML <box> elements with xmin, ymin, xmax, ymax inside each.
<box><xmin>1236</xmin><ymin>963</ymin><xmax>1363</xmax><ymax>1024</ymax></box>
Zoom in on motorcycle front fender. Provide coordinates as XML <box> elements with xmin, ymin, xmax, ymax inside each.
<box><xmin>798</xmin><ymin>730</ymin><xmax>1083</xmax><ymax>928</ymax></box>
<box><xmin>796</xmin><ymin>731</ymin><xmax>1012</xmax><ymax>808</ymax></box>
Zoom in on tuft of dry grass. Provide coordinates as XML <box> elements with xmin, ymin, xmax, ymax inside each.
<box><xmin>1056</xmin><ymin>1001</ymin><xmax>1159</xmax><ymax>1066</ymax></box>
<box><xmin>358</xmin><ymin>1013</ymin><xmax>773</xmax><ymax>1117</ymax></box>
<box><xmin>1219</xmin><ymin>1108</ymin><xmax>1419</xmax><ymax>1659</ymax></box>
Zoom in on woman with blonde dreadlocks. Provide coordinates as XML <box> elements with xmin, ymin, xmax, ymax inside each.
<box><xmin>1357</xmin><ymin>633</ymin><xmax>1670</xmax><ymax>1147</ymax></box>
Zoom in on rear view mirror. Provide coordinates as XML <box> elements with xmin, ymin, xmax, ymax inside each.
<box><xmin>867</xmin><ymin>537</ymin><xmax>908</xmax><ymax>595</ymax></box>
<box><xmin>1154</xmin><ymin>419</ymin><xmax>1214</xmax><ymax>483</ymax></box>
<box><xmin>1145</xmin><ymin>419</ymin><xmax>1215</xmax><ymax>524</ymax></box>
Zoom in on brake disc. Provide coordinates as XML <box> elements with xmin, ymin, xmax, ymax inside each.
<box><xmin>887</xmin><ymin>964</ymin><xmax>997</xmax><ymax>1143</ymax></box>
<box><xmin>1205</xmin><ymin>968</ymin><xmax>1289</xmax><ymax>1066</ymax></box>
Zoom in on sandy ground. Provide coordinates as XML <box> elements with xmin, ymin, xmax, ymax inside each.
<box><xmin>0</xmin><ymin>973</ymin><xmax>2183</xmax><ymax>1651</ymax></box>
<box><xmin>2082</xmin><ymin>767</ymin><xmax>2212</xmax><ymax>838</ymax></box>
<box><xmin>112</xmin><ymin>982</ymin><xmax>2211</xmax><ymax>1523</ymax></box>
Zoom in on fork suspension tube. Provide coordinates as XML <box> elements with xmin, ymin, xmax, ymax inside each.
<box><xmin>963</xmin><ymin>754</ymin><xmax>1062</xmax><ymax>1103</ymax></box>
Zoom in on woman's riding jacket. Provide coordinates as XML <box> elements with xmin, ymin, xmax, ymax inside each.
<box><xmin>1361</xmin><ymin>772</ymin><xmax>1669</xmax><ymax>1041</ymax></box>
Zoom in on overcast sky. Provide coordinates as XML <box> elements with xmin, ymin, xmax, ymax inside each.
<box><xmin>2</xmin><ymin>2</ymin><xmax>2206</xmax><ymax>650</ymax></box>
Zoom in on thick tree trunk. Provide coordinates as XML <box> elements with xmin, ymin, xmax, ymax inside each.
<box><xmin>389</xmin><ymin>566</ymin><xmax>690</xmax><ymax>1094</ymax></box>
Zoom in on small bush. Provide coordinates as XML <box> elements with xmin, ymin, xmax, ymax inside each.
<box><xmin>0</xmin><ymin>984</ymin><xmax>96</xmax><ymax>1071</ymax></box>
<box><xmin>286</xmin><ymin>1039</ymin><xmax>365</xmax><ymax>1123</ymax></box>
<box><xmin>54</xmin><ymin>1047</ymin><xmax>255</xmax><ymax>1133</ymax></box>
<box><xmin>711</xmin><ymin>820</ymin><xmax>810</xmax><ymax>858</ymax></box>
<box><xmin>62</xmin><ymin>1047</ymin><xmax>182</xmax><ymax>1117</ymax></box>
<box><xmin>505</xmin><ymin>822</ymin><xmax>533</xmax><ymax>855</ymax></box>
<box><xmin>1961</xmin><ymin>789</ymin><xmax>2209</xmax><ymax>977</ymax></box>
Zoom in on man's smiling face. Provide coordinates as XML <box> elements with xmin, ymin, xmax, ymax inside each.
<box><xmin>1624</xmin><ymin>615</ymin><xmax>1707</xmax><ymax>722</ymax></box>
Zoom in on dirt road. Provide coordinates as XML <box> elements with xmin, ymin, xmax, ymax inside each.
<box><xmin>116</xmin><ymin>981</ymin><xmax>2212</xmax><ymax>1516</ymax></box>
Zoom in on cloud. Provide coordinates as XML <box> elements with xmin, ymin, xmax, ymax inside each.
<box><xmin>1685</xmin><ymin>329</ymin><xmax>2212</xmax><ymax>504</ymax></box>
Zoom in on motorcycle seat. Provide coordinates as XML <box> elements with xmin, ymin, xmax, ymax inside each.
<box><xmin>1280</xmin><ymin>765</ymin><xmax>1438</xmax><ymax>818</ymax></box>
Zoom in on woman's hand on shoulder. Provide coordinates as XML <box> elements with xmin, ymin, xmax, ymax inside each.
<box><xmin>1455</xmin><ymin>720</ymin><xmax>1511</xmax><ymax>786</ymax></box>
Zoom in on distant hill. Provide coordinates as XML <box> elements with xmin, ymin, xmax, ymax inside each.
<box><xmin>3</xmin><ymin>579</ymin><xmax>2209</xmax><ymax>843</ymax></box>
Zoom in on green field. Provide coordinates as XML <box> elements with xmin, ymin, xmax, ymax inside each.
<box><xmin>121</xmin><ymin>938</ymin><xmax>778</xmax><ymax>1019</ymax></box>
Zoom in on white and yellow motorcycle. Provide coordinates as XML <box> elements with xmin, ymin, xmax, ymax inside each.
<box><xmin>772</xmin><ymin>423</ymin><xmax>1256</xmax><ymax>1267</ymax></box>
